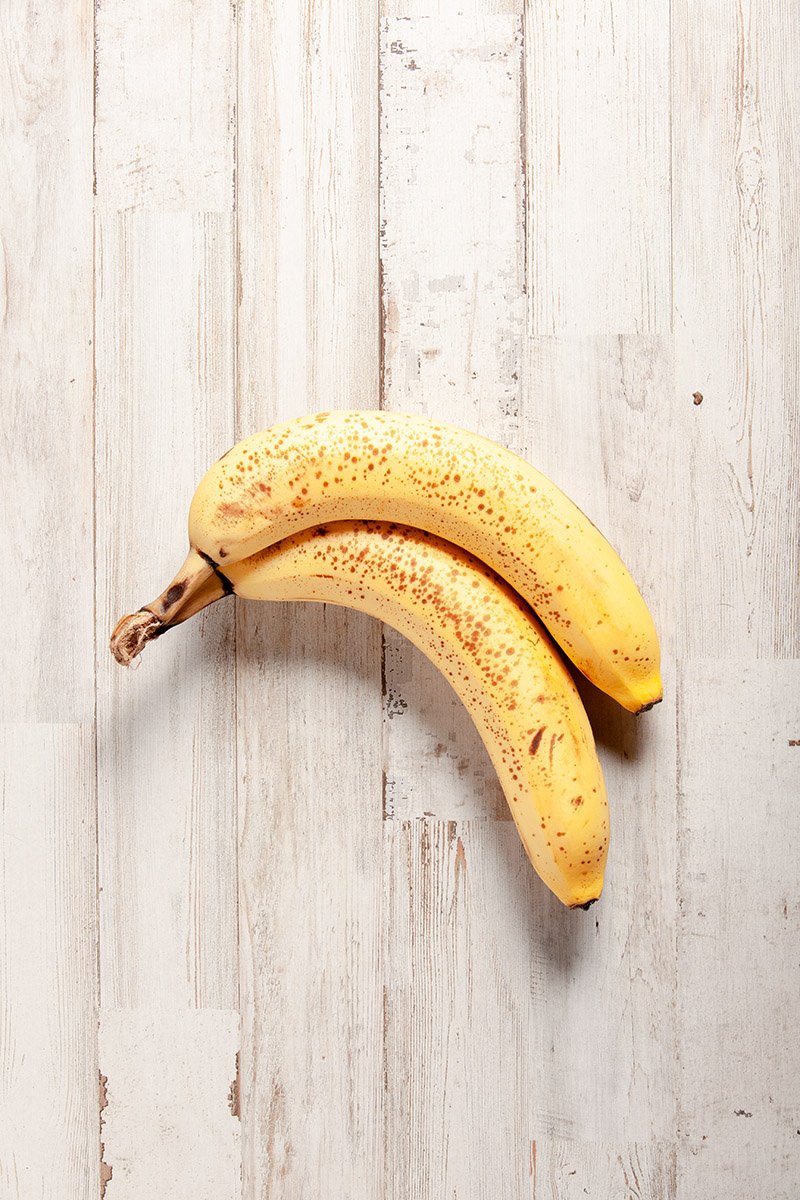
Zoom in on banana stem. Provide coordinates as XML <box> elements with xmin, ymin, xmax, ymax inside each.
<box><xmin>109</xmin><ymin>548</ymin><xmax>228</xmax><ymax>666</ymax></box>
<box><xmin>109</xmin><ymin>610</ymin><xmax>166</xmax><ymax>665</ymax></box>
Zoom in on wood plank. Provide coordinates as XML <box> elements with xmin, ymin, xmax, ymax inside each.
<box><xmin>94</xmin><ymin>0</ymin><xmax>238</xmax><ymax>1086</ymax></box>
<box><xmin>0</xmin><ymin>5</ymin><xmax>98</xmax><ymax>1194</ymax></box>
<box><xmin>235</xmin><ymin>1</ymin><xmax>382</xmax><ymax>1195</ymax></box>
<box><xmin>524</xmin><ymin>0</ymin><xmax>671</xmax><ymax>335</ymax></box>
<box><xmin>520</xmin><ymin>331</ymin><xmax>678</xmax><ymax>1151</ymax></box>
<box><xmin>676</xmin><ymin>660</ymin><xmax>800</xmax><ymax>1198</ymax></box>
<box><xmin>236</xmin><ymin>603</ymin><xmax>384</xmax><ymax>1199</ymax></box>
<box><xmin>672</xmin><ymin>0</ymin><xmax>800</xmax><ymax>656</ymax></box>
<box><xmin>0</xmin><ymin>0</ymin><xmax>94</xmax><ymax>722</ymax></box>
<box><xmin>98</xmin><ymin>1009</ymin><xmax>240</xmax><ymax>1198</ymax></box>
<box><xmin>519</xmin><ymin>3</ymin><xmax>678</xmax><ymax>1155</ymax></box>
<box><xmin>383</xmin><ymin>818</ymin><xmax>540</xmax><ymax>1200</ymax></box>
<box><xmin>0</xmin><ymin>725</ymin><xmax>98</xmax><ymax>1198</ymax></box>
<box><xmin>95</xmin><ymin>210</ymin><xmax>238</xmax><ymax>1010</ymax></box>
<box><xmin>380</xmin><ymin>15</ymin><xmax>525</xmax><ymax>439</ymax></box>
<box><xmin>531</xmin><ymin>1138</ymin><xmax>676</xmax><ymax>1199</ymax></box>
<box><xmin>380</xmin><ymin>14</ymin><xmax>526</xmax><ymax>822</ymax></box>
<box><xmin>383</xmin><ymin>1</ymin><xmax>520</xmax><ymax>17</ymax></box>
<box><xmin>95</xmin><ymin>0</ymin><xmax>234</xmax><ymax>212</ymax></box>
<box><xmin>236</xmin><ymin>0</ymin><xmax>379</xmax><ymax>431</ymax></box>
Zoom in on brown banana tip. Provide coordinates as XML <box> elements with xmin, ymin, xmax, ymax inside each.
<box><xmin>636</xmin><ymin>696</ymin><xmax>663</xmax><ymax>715</ymax></box>
<box><xmin>578</xmin><ymin>898</ymin><xmax>599</xmax><ymax>911</ymax></box>
<box><xmin>109</xmin><ymin>609</ymin><xmax>165</xmax><ymax>666</ymax></box>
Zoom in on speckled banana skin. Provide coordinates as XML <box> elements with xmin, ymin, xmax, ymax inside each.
<box><xmin>181</xmin><ymin>411</ymin><xmax>660</xmax><ymax>713</ymax></box>
<box><xmin>109</xmin><ymin>516</ymin><xmax>609</xmax><ymax>905</ymax></box>
<box><xmin>220</xmin><ymin>522</ymin><xmax>608</xmax><ymax>908</ymax></box>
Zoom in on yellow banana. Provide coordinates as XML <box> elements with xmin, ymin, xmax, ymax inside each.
<box><xmin>138</xmin><ymin>411</ymin><xmax>660</xmax><ymax>712</ymax></box>
<box><xmin>111</xmin><ymin>521</ymin><xmax>609</xmax><ymax>908</ymax></box>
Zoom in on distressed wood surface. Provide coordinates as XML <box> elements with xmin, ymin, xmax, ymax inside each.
<box><xmin>383</xmin><ymin>0</ymin><xmax>520</xmax><ymax>16</ymax></box>
<box><xmin>676</xmin><ymin>660</ymin><xmax>800</xmax><ymax>1199</ymax></box>
<box><xmin>98</xmin><ymin>1010</ymin><xmax>240</xmax><ymax>1198</ymax></box>
<box><xmin>1</xmin><ymin>2</ymin><xmax>799</xmax><ymax>1198</ymax></box>
<box><xmin>235</xmin><ymin>2</ymin><xmax>382</xmax><ymax>1196</ymax></box>
<box><xmin>672</xmin><ymin>0</ymin><xmax>800</xmax><ymax>657</ymax></box>
<box><xmin>0</xmin><ymin>4</ymin><xmax>98</xmax><ymax>1198</ymax></box>
<box><xmin>94</xmin><ymin>0</ymin><xmax>234</xmax><ymax>212</ymax></box>
<box><xmin>524</xmin><ymin>0</ymin><xmax>671</xmax><ymax>336</ymax></box>
<box><xmin>0</xmin><ymin>0</ymin><xmax>94</xmax><ymax>723</ymax></box>
<box><xmin>93</xmin><ymin>1</ymin><xmax>240</xmax><ymax>1191</ymax></box>
<box><xmin>0</xmin><ymin>726</ymin><xmax>98</xmax><ymax>1199</ymax></box>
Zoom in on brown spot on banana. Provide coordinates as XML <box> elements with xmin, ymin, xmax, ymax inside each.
<box><xmin>219</xmin><ymin>501</ymin><xmax>248</xmax><ymax>519</ymax></box>
<box><xmin>529</xmin><ymin>726</ymin><xmax>546</xmax><ymax>756</ymax></box>
<box><xmin>162</xmin><ymin>581</ymin><xmax>187</xmax><ymax>610</ymax></box>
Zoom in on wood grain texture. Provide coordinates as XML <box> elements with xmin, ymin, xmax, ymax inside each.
<box><xmin>380</xmin><ymin>15</ymin><xmax>525</xmax><ymax>437</ymax></box>
<box><xmin>531</xmin><ymin>1138</ymin><xmax>676</xmax><ymax>1200</ymax></box>
<box><xmin>524</xmin><ymin>0</ymin><xmax>671</xmax><ymax>336</ymax></box>
<box><xmin>520</xmin><ymin>340</ymin><xmax>679</xmax><ymax>1185</ymax></box>
<box><xmin>235</xmin><ymin>2</ymin><xmax>381</xmax><ymax>1196</ymax></box>
<box><xmin>95</xmin><ymin>0</ymin><xmax>234</xmax><ymax>212</ymax></box>
<box><xmin>95</xmin><ymin>211</ymin><xmax>238</xmax><ymax>1010</ymax></box>
<box><xmin>93</xmin><ymin>0</ymin><xmax>237</xmax><ymax>1037</ymax></box>
<box><xmin>520</xmin><ymin>336</ymin><xmax>680</xmax><ymax>1129</ymax></box>
<box><xmin>0</xmin><ymin>725</ymin><xmax>98</xmax><ymax>1199</ymax></box>
<box><xmin>0</xmin><ymin>5</ymin><xmax>97</xmax><ymax>1194</ymax></box>
<box><xmin>384</xmin><ymin>810</ymin><xmax>676</xmax><ymax>1200</ymax></box>
<box><xmin>236</xmin><ymin>604</ymin><xmax>383</xmax><ymax>1199</ymax></box>
<box><xmin>98</xmin><ymin>1009</ymin><xmax>240</xmax><ymax>1198</ymax></box>
<box><xmin>383</xmin><ymin>1</ymin><xmax>520</xmax><ymax>17</ymax></box>
<box><xmin>383</xmin><ymin>818</ymin><xmax>539</xmax><ymax>1200</ymax></box>
<box><xmin>672</xmin><ymin>0</ymin><xmax>800</xmax><ymax>657</ymax></box>
<box><xmin>0</xmin><ymin>0</ymin><xmax>94</xmax><ymax>723</ymax></box>
<box><xmin>676</xmin><ymin>660</ymin><xmax>800</xmax><ymax>1199</ymax></box>
<box><xmin>235</xmin><ymin>0</ymin><xmax>378</xmax><ymax>431</ymax></box>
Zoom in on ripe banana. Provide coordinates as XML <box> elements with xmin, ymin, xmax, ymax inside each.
<box><xmin>111</xmin><ymin>521</ymin><xmax>609</xmax><ymax>908</ymax></box>
<box><xmin>137</xmin><ymin>411</ymin><xmax>661</xmax><ymax>712</ymax></box>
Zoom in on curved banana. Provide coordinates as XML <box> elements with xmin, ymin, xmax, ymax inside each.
<box><xmin>111</xmin><ymin>521</ymin><xmax>609</xmax><ymax>908</ymax></box>
<box><xmin>138</xmin><ymin>411</ymin><xmax>660</xmax><ymax>712</ymax></box>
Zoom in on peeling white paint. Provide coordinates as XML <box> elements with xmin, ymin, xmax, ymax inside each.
<box><xmin>98</xmin><ymin>1010</ymin><xmax>240</xmax><ymax>1199</ymax></box>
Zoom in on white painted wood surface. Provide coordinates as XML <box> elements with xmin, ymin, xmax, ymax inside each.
<box><xmin>524</xmin><ymin>0</ymin><xmax>671</xmax><ymax>336</ymax></box>
<box><xmin>98</xmin><ymin>1010</ymin><xmax>240</xmax><ymax>1198</ymax></box>
<box><xmin>1</xmin><ymin>3</ymin><xmax>798</xmax><ymax>1199</ymax></box>
<box><xmin>235</xmin><ymin>2</ymin><xmax>382</xmax><ymax>1195</ymax></box>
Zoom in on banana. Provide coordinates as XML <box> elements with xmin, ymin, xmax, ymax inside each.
<box><xmin>111</xmin><ymin>521</ymin><xmax>609</xmax><ymax>908</ymax></box>
<box><xmin>133</xmin><ymin>411</ymin><xmax>660</xmax><ymax>712</ymax></box>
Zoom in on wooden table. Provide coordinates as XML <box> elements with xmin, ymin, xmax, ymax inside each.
<box><xmin>1</xmin><ymin>3</ymin><xmax>798</xmax><ymax>1197</ymax></box>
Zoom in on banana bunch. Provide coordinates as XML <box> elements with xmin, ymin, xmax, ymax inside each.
<box><xmin>111</xmin><ymin>411</ymin><xmax>661</xmax><ymax>908</ymax></box>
